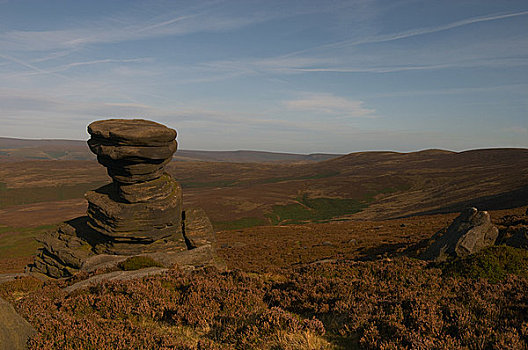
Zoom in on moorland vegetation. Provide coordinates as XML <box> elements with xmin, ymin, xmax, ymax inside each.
<box><xmin>1</xmin><ymin>146</ymin><xmax>528</xmax><ymax>349</ymax></box>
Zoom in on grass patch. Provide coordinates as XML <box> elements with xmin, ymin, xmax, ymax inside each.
<box><xmin>441</xmin><ymin>245</ymin><xmax>528</xmax><ymax>283</ymax></box>
<box><xmin>266</xmin><ymin>194</ymin><xmax>369</xmax><ymax>225</ymax></box>
<box><xmin>180</xmin><ymin>180</ymin><xmax>238</xmax><ymax>188</ymax></box>
<box><xmin>0</xmin><ymin>224</ymin><xmax>57</xmax><ymax>258</ymax></box>
<box><xmin>45</xmin><ymin>151</ymin><xmax>68</xmax><ymax>159</ymax></box>
<box><xmin>214</xmin><ymin>217</ymin><xmax>267</xmax><ymax>230</ymax></box>
<box><xmin>0</xmin><ymin>181</ymin><xmax>106</xmax><ymax>209</ymax></box>
<box><xmin>117</xmin><ymin>256</ymin><xmax>163</xmax><ymax>271</ymax></box>
<box><xmin>257</xmin><ymin>170</ymin><xmax>340</xmax><ymax>184</ymax></box>
<box><xmin>0</xmin><ymin>182</ymin><xmax>6</xmax><ymax>191</ymax></box>
<box><xmin>265</xmin><ymin>186</ymin><xmax>405</xmax><ymax>226</ymax></box>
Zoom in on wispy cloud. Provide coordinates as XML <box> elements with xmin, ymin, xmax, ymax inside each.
<box><xmin>193</xmin><ymin>9</ymin><xmax>528</xmax><ymax>77</ymax></box>
<box><xmin>0</xmin><ymin>13</ymin><xmax>241</xmax><ymax>52</ymax></box>
<box><xmin>360</xmin><ymin>83</ymin><xmax>528</xmax><ymax>99</ymax></box>
<box><xmin>198</xmin><ymin>32</ymin><xmax>528</xmax><ymax>77</ymax></box>
<box><xmin>0</xmin><ymin>53</ymin><xmax>53</xmax><ymax>75</ymax></box>
<box><xmin>0</xmin><ymin>0</ymin><xmax>334</xmax><ymax>53</ymax></box>
<box><xmin>283</xmin><ymin>93</ymin><xmax>375</xmax><ymax>118</ymax></box>
<box><xmin>286</xmin><ymin>10</ymin><xmax>528</xmax><ymax>55</ymax></box>
<box><xmin>35</xmin><ymin>58</ymin><xmax>152</xmax><ymax>75</ymax></box>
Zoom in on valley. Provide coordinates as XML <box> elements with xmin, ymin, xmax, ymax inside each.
<box><xmin>1</xmin><ymin>147</ymin><xmax>527</xmax><ymax>273</ymax></box>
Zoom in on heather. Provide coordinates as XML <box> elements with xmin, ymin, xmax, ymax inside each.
<box><xmin>2</xmin><ymin>255</ymin><xmax>528</xmax><ymax>349</ymax></box>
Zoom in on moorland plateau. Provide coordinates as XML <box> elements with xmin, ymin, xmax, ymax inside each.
<box><xmin>0</xmin><ymin>139</ymin><xmax>528</xmax><ymax>349</ymax></box>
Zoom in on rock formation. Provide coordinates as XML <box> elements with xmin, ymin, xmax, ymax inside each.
<box><xmin>85</xmin><ymin>119</ymin><xmax>185</xmax><ymax>254</ymax></box>
<box><xmin>27</xmin><ymin>119</ymin><xmax>217</xmax><ymax>278</ymax></box>
<box><xmin>421</xmin><ymin>207</ymin><xmax>499</xmax><ymax>261</ymax></box>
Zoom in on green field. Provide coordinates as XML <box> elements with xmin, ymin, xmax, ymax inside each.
<box><xmin>0</xmin><ymin>224</ymin><xmax>55</xmax><ymax>258</ymax></box>
<box><xmin>0</xmin><ymin>181</ymin><xmax>106</xmax><ymax>209</ymax></box>
<box><xmin>213</xmin><ymin>217</ymin><xmax>268</xmax><ymax>230</ymax></box>
<box><xmin>266</xmin><ymin>195</ymin><xmax>368</xmax><ymax>225</ymax></box>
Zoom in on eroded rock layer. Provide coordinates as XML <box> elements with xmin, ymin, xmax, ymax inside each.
<box><xmin>85</xmin><ymin>119</ymin><xmax>185</xmax><ymax>251</ymax></box>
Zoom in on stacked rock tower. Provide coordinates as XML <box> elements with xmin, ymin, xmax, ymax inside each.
<box><xmin>28</xmin><ymin>119</ymin><xmax>217</xmax><ymax>278</ymax></box>
<box><xmin>86</xmin><ymin>119</ymin><xmax>186</xmax><ymax>254</ymax></box>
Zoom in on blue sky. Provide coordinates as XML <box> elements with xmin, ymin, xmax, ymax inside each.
<box><xmin>0</xmin><ymin>0</ymin><xmax>527</xmax><ymax>153</ymax></box>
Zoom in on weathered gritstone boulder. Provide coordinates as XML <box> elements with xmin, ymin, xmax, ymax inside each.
<box><xmin>183</xmin><ymin>208</ymin><xmax>216</xmax><ymax>249</ymax></box>
<box><xmin>422</xmin><ymin>207</ymin><xmax>499</xmax><ymax>261</ymax></box>
<box><xmin>27</xmin><ymin>119</ymin><xmax>219</xmax><ymax>278</ymax></box>
<box><xmin>0</xmin><ymin>297</ymin><xmax>36</xmax><ymax>350</ymax></box>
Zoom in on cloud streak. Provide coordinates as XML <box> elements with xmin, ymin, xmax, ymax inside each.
<box><xmin>0</xmin><ymin>0</ymin><xmax>339</xmax><ymax>53</ymax></box>
<box><xmin>286</xmin><ymin>10</ymin><xmax>528</xmax><ymax>56</ymax></box>
<box><xmin>284</xmin><ymin>93</ymin><xmax>375</xmax><ymax>118</ymax></box>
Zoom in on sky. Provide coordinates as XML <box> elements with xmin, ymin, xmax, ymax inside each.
<box><xmin>0</xmin><ymin>0</ymin><xmax>527</xmax><ymax>154</ymax></box>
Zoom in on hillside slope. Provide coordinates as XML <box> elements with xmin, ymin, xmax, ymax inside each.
<box><xmin>0</xmin><ymin>137</ymin><xmax>340</xmax><ymax>163</ymax></box>
<box><xmin>167</xmin><ymin>148</ymin><xmax>528</xmax><ymax>224</ymax></box>
<box><xmin>0</xmin><ymin>148</ymin><xmax>526</xmax><ymax>229</ymax></box>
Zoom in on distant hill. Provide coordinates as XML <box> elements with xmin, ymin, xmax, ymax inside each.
<box><xmin>0</xmin><ymin>138</ymin><xmax>92</xmax><ymax>161</ymax></box>
<box><xmin>0</xmin><ymin>137</ymin><xmax>341</xmax><ymax>163</ymax></box>
<box><xmin>1</xmin><ymin>145</ymin><xmax>526</xmax><ymax>228</ymax></box>
<box><xmin>318</xmin><ymin>148</ymin><xmax>528</xmax><ymax>219</ymax></box>
<box><xmin>164</xmin><ymin>147</ymin><xmax>528</xmax><ymax>224</ymax></box>
<box><xmin>173</xmin><ymin>149</ymin><xmax>340</xmax><ymax>163</ymax></box>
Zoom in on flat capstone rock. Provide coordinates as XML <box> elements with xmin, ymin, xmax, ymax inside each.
<box><xmin>88</xmin><ymin>119</ymin><xmax>177</xmax><ymax>145</ymax></box>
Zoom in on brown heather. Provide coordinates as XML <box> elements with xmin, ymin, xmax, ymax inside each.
<box><xmin>1</xmin><ymin>256</ymin><xmax>527</xmax><ymax>349</ymax></box>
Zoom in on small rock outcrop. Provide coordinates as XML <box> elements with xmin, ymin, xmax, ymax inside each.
<box><xmin>0</xmin><ymin>297</ymin><xmax>36</xmax><ymax>350</ymax></box>
<box><xmin>27</xmin><ymin>119</ymin><xmax>218</xmax><ymax>278</ymax></box>
<box><xmin>422</xmin><ymin>207</ymin><xmax>499</xmax><ymax>261</ymax></box>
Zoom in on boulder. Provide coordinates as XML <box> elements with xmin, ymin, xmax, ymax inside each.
<box><xmin>0</xmin><ymin>297</ymin><xmax>36</xmax><ymax>350</ymax></box>
<box><xmin>64</xmin><ymin>267</ymin><xmax>169</xmax><ymax>293</ymax></box>
<box><xmin>422</xmin><ymin>207</ymin><xmax>499</xmax><ymax>261</ymax></box>
<box><xmin>146</xmin><ymin>244</ymin><xmax>223</xmax><ymax>270</ymax></box>
<box><xmin>183</xmin><ymin>208</ymin><xmax>216</xmax><ymax>248</ymax></box>
<box><xmin>80</xmin><ymin>244</ymin><xmax>224</xmax><ymax>274</ymax></box>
